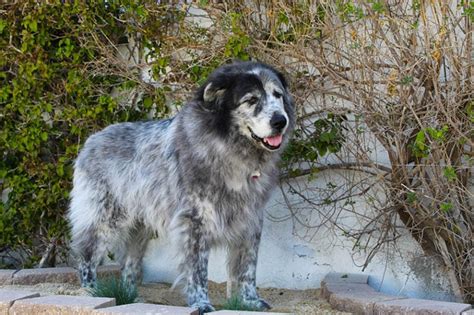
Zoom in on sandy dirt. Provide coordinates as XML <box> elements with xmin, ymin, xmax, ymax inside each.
<box><xmin>1</xmin><ymin>281</ymin><xmax>349</xmax><ymax>314</ymax></box>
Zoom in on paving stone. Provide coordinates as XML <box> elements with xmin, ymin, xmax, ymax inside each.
<box><xmin>9</xmin><ymin>295</ymin><xmax>115</xmax><ymax>315</ymax></box>
<box><xmin>0</xmin><ymin>270</ymin><xmax>15</xmax><ymax>285</ymax></box>
<box><xmin>11</xmin><ymin>264</ymin><xmax>121</xmax><ymax>286</ymax></box>
<box><xmin>97</xmin><ymin>264</ymin><xmax>121</xmax><ymax>278</ymax></box>
<box><xmin>320</xmin><ymin>281</ymin><xmax>376</xmax><ymax>300</ymax></box>
<box><xmin>93</xmin><ymin>303</ymin><xmax>199</xmax><ymax>315</ymax></box>
<box><xmin>212</xmin><ymin>311</ymin><xmax>293</xmax><ymax>315</ymax></box>
<box><xmin>329</xmin><ymin>289</ymin><xmax>405</xmax><ymax>315</ymax></box>
<box><xmin>0</xmin><ymin>289</ymin><xmax>40</xmax><ymax>315</ymax></box>
<box><xmin>323</xmin><ymin>272</ymin><xmax>369</xmax><ymax>284</ymax></box>
<box><xmin>374</xmin><ymin>298</ymin><xmax>471</xmax><ymax>315</ymax></box>
<box><xmin>12</xmin><ymin>267</ymin><xmax>78</xmax><ymax>285</ymax></box>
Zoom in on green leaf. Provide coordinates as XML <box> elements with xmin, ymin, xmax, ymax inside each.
<box><xmin>371</xmin><ymin>1</ymin><xmax>385</xmax><ymax>13</ymax></box>
<box><xmin>30</xmin><ymin>20</ymin><xmax>38</xmax><ymax>32</ymax></box>
<box><xmin>443</xmin><ymin>166</ymin><xmax>457</xmax><ymax>182</ymax></box>
<box><xmin>466</xmin><ymin>101</ymin><xmax>474</xmax><ymax>123</ymax></box>
<box><xmin>57</xmin><ymin>164</ymin><xmax>64</xmax><ymax>177</ymax></box>
<box><xmin>413</xmin><ymin>130</ymin><xmax>428</xmax><ymax>157</ymax></box>
<box><xmin>143</xmin><ymin>97</ymin><xmax>153</xmax><ymax>109</ymax></box>
<box><xmin>407</xmin><ymin>192</ymin><xmax>417</xmax><ymax>204</ymax></box>
<box><xmin>440</xmin><ymin>202</ymin><xmax>453</xmax><ymax>213</ymax></box>
<box><xmin>401</xmin><ymin>76</ymin><xmax>413</xmax><ymax>85</ymax></box>
<box><xmin>0</xmin><ymin>19</ymin><xmax>7</xmax><ymax>34</ymax></box>
<box><xmin>40</xmin><ymin>132</ymin><xmax>48</xmax><ymax>142</ymax></box>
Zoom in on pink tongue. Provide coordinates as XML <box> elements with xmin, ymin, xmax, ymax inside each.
<box><xmin>264</xmin><ymin>134</ymin><xmax>283</xmax><ymax>147</ymax></box>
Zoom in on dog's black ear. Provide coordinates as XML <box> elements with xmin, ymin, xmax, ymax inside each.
<box><xmin>197</xmin><ymin>72</ymin><xmax>235</xmax><ymax>109</ymax></box>
<box><xmin>203</xmin><ymin>82</ymin><xmax>226</xmax><ymax>103</ymax></box>
<box><xmin>275</xmin><ymin>69</ymin><xmax>288</xmax><ymax>90</ymax></box>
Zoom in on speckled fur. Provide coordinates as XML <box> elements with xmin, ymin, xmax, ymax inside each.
<box><xmin>68</xmin><ymin>61</ymin><xmax>295</xmax><ymax>313</ymax></box>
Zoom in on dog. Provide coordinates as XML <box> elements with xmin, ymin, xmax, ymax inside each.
<box><xmin>68</xmin><ymin>61</ymin><xmax>295</xmax><ymax>313</ymax></box>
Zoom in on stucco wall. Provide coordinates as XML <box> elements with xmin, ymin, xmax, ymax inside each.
<box><xmin>142</xmin><ymin>178</ymin><xmax>456</xmax><ymax>302</ymax></box>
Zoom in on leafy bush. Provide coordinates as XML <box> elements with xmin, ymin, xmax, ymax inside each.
<box><xmin>0</xmin><ymin>1</ymin><xmax>178</xmax><ymax>268</ymax></box>
<box><xmin>88</xmin><ymin>277</ymin><xmax>138</xmax><ymax>305</ymax></box>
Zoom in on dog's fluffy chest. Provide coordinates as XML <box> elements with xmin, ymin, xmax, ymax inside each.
<box><xmin>193</xmin><ymin>172</ymin><xmax>272</xmax><ymax>242</ymax></box>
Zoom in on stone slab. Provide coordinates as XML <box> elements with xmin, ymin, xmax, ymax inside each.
<box><xmin>212</xmin><ymin>311</ymin><xmax>293</xmax><ymax>315</ymax></box>
<box><xmin>329</xmin><ymin>289</ymin><xmax>405</xmax><ymax>314</ymax></box>
<box><xmin>320</xmin><ymin>281</ymin><xmax>376</xmax><ymax>300</ymax></box>
<box><xmin>0</xmin><ymin>289</ymin><xmax>40</xmax><ymax>315</ymax></box>
<box><xmin>9</xmin><ymin>295</ymin><xmax>115</xmax><ymax>315</ymax></box>
<box><xmin>10</xmin><ymin>264</ymin><xmax>121</xmax><ymax>285</ymax></box>
<box><xmin>323</xmin><ymin>272</ymin><xmax>369</xmax><ymax>284</ymax></box>
<box><xmin>97</xmin><ymin>264</ymin><xmax>121</xmax><ymax>278</ymax></box>
<box><xmin>93</xmin><ymin>303</ymin><xmax>199</xmax><ymax>315</ymax></box>
<box><xmin>12</xmin><ymin>267</ymin><xmax>77</xmax><ymax>285</ymax></box>
<box><xmin>374</xmin><ymin>298</ymin><xmax>471</xmax><ymax>315</ymax></box>
<box><xmin>0</xmin><ymin>270</ymin><xmax>15</xmax><ymax>285</ymax></box>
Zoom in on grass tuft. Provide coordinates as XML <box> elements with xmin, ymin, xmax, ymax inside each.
<box><xmin>87</xmin><ymin>277</ymin><xmax>138</xmax><ymax>305</ymax></box>
<box><xmin>221</xmin><ymin>294</ymin><xmax>261</xmax><ymax>311</ymax></box>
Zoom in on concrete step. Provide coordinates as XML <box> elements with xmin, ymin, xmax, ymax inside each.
<box><xmin>9</xmin><ymin>264</ymin><xmax>121</xmax><ymax>285</ymax></box>
<box><xmin>321</xmin><ymin>272</ymin><xmax>472</xmax><ymax>315</ymax></box>
<box><xmin>93</xmin><ymin>303</ymin><xmax>199</xmax><ymax>315</ymax></box>
<box><xmin>0</xmin><ymin>289</ymin><xmax>40</xmax><ymax>314</ymax></box>
<box><xmin>374</xmin><ymin>298</ymin><xmax>472</xmax><ymax>315</ymax></box>
<box><xmin>0</xmin><ymin>270</ymin><xmax>15</xmax><ymax>285</ymax></box>
<box><xmin>9</xmin><ymin>294</ymin><xmax>115</xmax><ymax>315</ymax></box>
<box><xmin>212</xmin><ymin>311</ymin><xmax>293</xmax><ymax>315</ymax></box>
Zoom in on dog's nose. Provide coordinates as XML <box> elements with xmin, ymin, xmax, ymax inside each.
<box><xmin>270</xmin><ymin>113</ymin><xmax>287</xmax><ymax>131</ymax></box>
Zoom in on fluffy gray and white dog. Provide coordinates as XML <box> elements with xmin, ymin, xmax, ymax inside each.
<box><xmin>68</xmin><ymin>61</ymin><xmax>295</xmax><ymax>313</ymax></box>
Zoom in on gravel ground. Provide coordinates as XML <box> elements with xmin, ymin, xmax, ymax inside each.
<box><xmin>1</xmin><ymin>281</ymin><xmax>349</xmax><ymax>315</ymax></box>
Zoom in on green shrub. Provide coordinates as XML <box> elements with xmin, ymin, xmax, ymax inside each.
<box><xmin>88</xmin><ymin>277</ymin><xmax>138</xmax><ymax>305</ymax></box>
<box><xmin>0</xmin><ymin>1</ymin><xmax>178</xmax><ymax>268</ymax></box>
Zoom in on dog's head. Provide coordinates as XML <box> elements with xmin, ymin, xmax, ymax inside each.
<box><xmin>196</xmin><ymin>62</ymin><xmax>295</xmax><ymax>152</ymax></box>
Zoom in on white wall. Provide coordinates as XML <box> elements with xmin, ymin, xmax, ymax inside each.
<box><xmin>142</xmin><ymin>179</ymin><xmax>456</xmax><ymax>302</ymax></box>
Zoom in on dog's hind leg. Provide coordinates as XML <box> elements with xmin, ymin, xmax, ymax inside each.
<box><xmin>69</xmin><ymin>179</ymin><xmax>121</xmax><ymax>288</ymax></box>
<box><xmin>120</xmin><ymin>223</ymin><xmax>150</xmax><ymax>286</ymax></box>
<box><xmin>176</xmin><ymin>210</ymin><xmax>215</xmax><ymax>314</ymax></box>
<box><xmin>227</xmin><ymin>231</ymin><xmax>271</xmax><ymax>310</ymax></box>
<box><xmin>71</xmin><ymin>224</ymin><xmax>113</xmax><ymax>288</ymax></box>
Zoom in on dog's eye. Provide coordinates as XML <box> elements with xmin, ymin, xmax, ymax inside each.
<box><xmin>273</xmin><ymin>91</ymin><xmax>283</xmax><ymax>99</ymax></box>
<box><xmin>247</xmin><ymin>96</ymin><xmax>259</xmax><ymax>105</ymax></box>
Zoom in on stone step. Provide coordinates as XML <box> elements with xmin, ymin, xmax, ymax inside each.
<box><xmin>12</xmin><ymin>267</ymin><xmax>78</xmax><ymax>285</ymax></box>
<box><xmin>330</xmin><ymin>290</ymin><xmax>405</xmax><ymax>314</ymax></box>
<box><xmin>323</xmin><ymin>272</ymin><xmax>369</xmax><ymax>284</ymax></box>
<box><xmin>212</xmin><ymin>311</ymin><xmax>293</xmax><ymax>315</ymax></box>
<box><xmin>9</xmin><ymin>264</ymin><xmax>121</xmax><ymax>285</ymax></box>
<box><xmin>321</xmin><ymin>272</ymin><xmax>472</xmax><ymax>315</ymax></box>
<box><xmin>0</xmin><ymin>270</ymin><xmax>15</xmax><ymax>285</ymax></box>
<box><xmin>374</xmin><ymin>298</ymin><xmax>472</xmax><ymax>315</ymax></box>
<box><xmin>9</xmin><ymin>295</ymin><xmax>115</xmax><ymax>315</ymax></box>
<box><xmin>0</xmin><ymin>289</ymin><xmax>40</xmax><ymax>314</ymax></box>
<box><xmin>93</xmin><ymin>303</ymin><xmax>199</xmax><ymax>315</ymax></box>
<box><xmin>321</xmin><ymin>282</ymin><xmax>377</xmax><ymax>300</ymax></box>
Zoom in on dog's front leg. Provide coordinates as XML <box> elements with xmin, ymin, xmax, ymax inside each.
<box><xmin>178</xmin><ymin>213</ymin><xmax>215</xmax><ymax>314</ymax></box>
<box><xmin>228</xmin><ymin>231</ymin><xmax>271</xmax><ymax>310</ymax></box>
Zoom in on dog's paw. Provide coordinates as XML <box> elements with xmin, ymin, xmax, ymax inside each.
<box><xmin>244</xmin><ymin>297</ymin><xmax>271</xmax><ymax>310</ymax></box>
<box><xmin>191</xmin><ymin>301</ymin><xmax>215</xmax><ymax>314</ymax></box>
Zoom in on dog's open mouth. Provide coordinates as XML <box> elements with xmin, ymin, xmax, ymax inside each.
<box><xmin>248</xmin><ymin>127</ymin><xmax>283</xmax><ymax>151</ymax></box>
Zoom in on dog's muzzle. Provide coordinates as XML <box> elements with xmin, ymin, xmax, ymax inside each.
<box><xmin>248</xmin><ymin>127</ymin><xmax>283</xmax><ymax>151</ymax></box>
